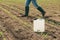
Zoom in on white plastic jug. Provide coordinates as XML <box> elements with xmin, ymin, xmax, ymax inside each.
<box><xmin>33</xmin><ymin>18</ymin><xmax>45</xmax><ymax>32</ymax></box>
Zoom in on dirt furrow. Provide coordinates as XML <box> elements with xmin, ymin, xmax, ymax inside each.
<box><xmin>0</xmin><ymin>4</ymin><xmax>34</xmax><ymax>27</ymax></box>
<box><xmin>0</xmin><ymin>3</ymin><xmax>60</xmax><ymax>32</ymax></box>
<box><xmin>0</xmin><ymin>5</ymin><xmax>34</xmax><ymax>31</ymax></box>
<box><xmin>0</xmin><ymin>9</ymin><xmax>43</xmax><ymax>40</ymax></box>
<box><xmin>0</xmin><ymin>6</ymin><xmax>34</xmax><ymax>33</ymax></box>
<box><xmin>0</xmin><ymin>3</ymin><xmax>59</xmax><ymax>31</ymax></box>
<box><xmin>0</xmin><ymin>4</ymin><xmax>60</xmax><ymax>28</ymax></box>
<box><xmin>0</xmin><ymin>3</ymin><xmax>60</xmax><ymax>40</ymax></box>
<box><xmin>45</xmin><ymin>24</ymin><xmax>60</xmax><ymax>40</ymax></box>
<box><xmin>0</xmin><ymin>10</ymin><xmax>16</xmax><ymax>40</ymax></box>
<box><xmin>0</xmin><ymin>3</ymin><xmax>39</xmax><ymax>19</ymax></box>
<box><xmin>1</xmin><ymin>4</ymin><xmax>60</xmax><ymax>26</ymax></box>
<box><xmin>8</xmin><ymin>4</ymin><xmax>60</xmax><ymax>26</ymax></box>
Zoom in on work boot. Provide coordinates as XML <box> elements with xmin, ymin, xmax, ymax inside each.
<box><xmin>37</xmin><ymin>6</ymin><xmax>46</xmax><ymax>18</ymax></box>
<box><xmin>21</xmin><ymin>6</ymin><xmax>29</xmax><ymax>17</ymax></box>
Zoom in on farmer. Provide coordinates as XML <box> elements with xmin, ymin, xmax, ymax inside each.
<box><xmin>22</xmin><ymin>0</ymin><xmax>46</xmax><ymax>17</ymax></box>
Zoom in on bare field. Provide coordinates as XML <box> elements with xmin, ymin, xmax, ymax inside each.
<box><xmin>0</xmin><ymin>0</ymin><xmax>60</xmax><ymax>40</ymax></box>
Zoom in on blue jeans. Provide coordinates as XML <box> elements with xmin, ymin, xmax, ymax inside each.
<box><xmin>25</xmin><ymin>0</ymin><xmax>39</xmax><ymax>8</ymax></box>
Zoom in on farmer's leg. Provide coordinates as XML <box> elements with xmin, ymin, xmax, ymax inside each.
<box><xmin>22</xmin><ymin>0</ymin><xmax>31</xmax><ymax>17</ymax></box>
<box><xmin>32</xmin><ymin>0</ymin><xmax>46</xmax><ymax>17</ymax></box>
<box><xmin>25</xmin><ymin>0</ymin><xmax>31</xmax><ymax>7</ymax></box>
<box><xmin>32</xmin><ymin>0</ymin><xmax>39</xmax><ymax>8</ymax></box>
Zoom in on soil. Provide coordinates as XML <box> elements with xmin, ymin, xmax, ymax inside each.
<box><xmin>0</xmin><ymin>2</ymin><xmax>60</xmax><ymax>40</ymax></box>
